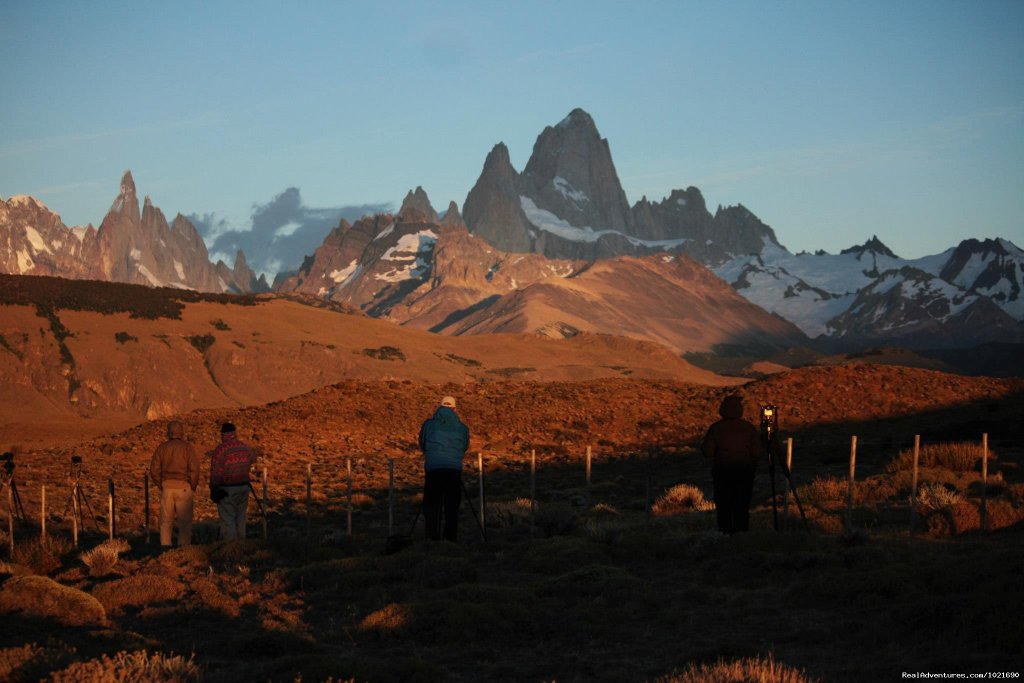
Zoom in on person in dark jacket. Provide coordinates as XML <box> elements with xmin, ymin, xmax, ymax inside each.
<box><xmin>702</xmin><ymin>394</ymin><xmax>762</xmax><ymax>534</ymax></box>
<box><xmin>209</xmin><ymin>422</ymin><xmax>259</xmax><ymax>541</ymax></box>
<box><xmin>418</xmin><ymin>396</ymin><xmax>470</xmax><ymax>541</ymax></box>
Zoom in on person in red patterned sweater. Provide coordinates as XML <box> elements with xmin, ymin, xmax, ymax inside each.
<box><xmin>209</xmin><ymin>422</ymin><xmax>259</xmax><ymax>541</ymax></box>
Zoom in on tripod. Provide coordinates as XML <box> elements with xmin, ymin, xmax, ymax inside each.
<box><xmin>62</xmin><ymin>458</ymin><xmax>99</xmax><ymax>533</ymax></box>
<box><xmin>761</xmin><ymin>406</ymin><xmax>808</xmax><ymax>531</ymax></box>
<box><xmin>408</xmin><ymin>478</ymin><xmax>486</xmax><ymax>543</ymax></box>
<box><xmin>0</xmin><ymin>466</ymin><xmax>26</xmax><ymax>521</ymax></box>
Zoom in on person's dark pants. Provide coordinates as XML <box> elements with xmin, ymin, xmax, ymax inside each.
<box><xmin>712</xmin><ymin>462</ymin><xmax>756</xmax><ymax>534</ymax></box>
<box><xmin>424</xmin><ymin>468</ymin><xmax>462</xmax><ymax>542</ymax></box>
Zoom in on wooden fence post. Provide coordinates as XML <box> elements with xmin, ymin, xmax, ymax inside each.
<box><xmin>981</xmin><ymin>433</ymin><xmax>988</xmax><ymax>533</ymax></box>
<box><xmin>306</xmin><ymin>463</ymin><xmax>312</xmax><ymax>539</ymax></box>
<box><xmin>910</xmin><ymin>435</ymin><xmax>920</xmax><ymax>537</ymax></box>
<box><xmin>782</xmin><ymin>438</ymin><xmax>793</xmax><ymax>530</ymax></box>
<box><xmin>530</xmin><ymin>449</ymin><xmax>536</xmax><ymax>539</ymax></box>
<box><xmin>40</xmin><ymin>484</ymin><xmax>46</xmax><ymax>542</ymax></box>
<box><xmin>478</xmin><ymin>452</ymin><xmax>486</xmax><ymax>540</ymax></box>
<box><xmin>346</xmin><ymin>457</ymin><xmax>353</xmax><ymax>536</ymax></box>
<box><xmin>388</xmin><ymin>459</ymin><xmax>394</xmax><ymax>537</ymax></box>
<box><xmin>7</xmin><ymin>485</ymin><xmax>13</xmax><ymax>557</ymax></box>
<box><xmin>645</xmin><ymin>445</ymin><xmax>653</xmax><ymax>526</ymax></box>
<box><xmin>846</xmin><ymin>435</ymin><xmax>857</xmax><ymax>532</ymax></box>
<box><xmin>144</xmin><ymin>473</ymin><xmax>150</xmax><ymax>544</ymax></box>
<box><xmin>107</xmin><ymin>479</ymin><xmax>115</xmax><ymax>541</ymax></box>
<box><xmin>261</xmin><ymin>467</ymin><xmax>268</xmax><ymax>540</ymax></box>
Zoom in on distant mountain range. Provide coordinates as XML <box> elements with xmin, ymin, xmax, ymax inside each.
<box><xmin>1</xmin><ymin>172</ymin><xmax>268</xmax><ymax>294</ymax></box>
<box><xmin>2</xmin><ymin>109</ymin><xmax>1021</xmax><ymax>354</ymax></box>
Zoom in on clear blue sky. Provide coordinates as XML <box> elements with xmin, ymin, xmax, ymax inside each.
<box><xmin>2</xmin><ymin>0</ymin><xmax>1022</xmax><ymax>260</ymax></box>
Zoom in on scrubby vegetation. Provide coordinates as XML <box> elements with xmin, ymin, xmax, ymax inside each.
<box><xmin>361</xmin><ymin>346</ymin><xmax>406</xmax><ymax>361</ymax></box>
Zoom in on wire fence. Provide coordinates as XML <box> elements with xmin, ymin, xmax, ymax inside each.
<box><xmin>1</xmin><ymin>431</ymin><xmax>1017</xmax><ymax>557</ymax></box>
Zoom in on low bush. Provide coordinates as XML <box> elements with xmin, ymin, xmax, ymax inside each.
<box><xmin>11</xmin><ymin>536</ymin><xmax>74</xmax><ymax>575</ymax></box>
<box><xmin>652</xmin><ymin>484</ymin><xmax>714</xmax><ymax>516</ymax></box>
<box><xmin>887</xmin><ymin>441</ymin><xmax>991</xmax><ymax>474</ymax></box>
<box><xmin>80</xmin><ymin>538</ymin><xmax>130</xmax><ymax>577</ymax></box>
<box><xmin>0</xmin><ymin>642</ymin><xmax>76</xmax><ymax>682</ymax></box>
<box><xmin>92</xmin><ymin>574</ymin><xmax>186</xmax><ymax>613</ymax></box>
<box><xmin>656</xmin><ymin>653</ymin><xmax>818</xmax><ymax>683</ymax></box>
<box><xmin>0</xmin><ymin>575</ymin><xmax>106</xmax><ymax>626</ymax></box>
<box><xmin>800</xmin><ymin>476</ymin><xmax>848</xmax><ymax>506</ymax></box>
<box><xmin>46</xmin><ymin>650</ymin><xmax>200</xmax><ymax>682</ymax></box>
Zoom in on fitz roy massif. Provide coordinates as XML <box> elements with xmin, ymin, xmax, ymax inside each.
<box><xmin>2</xmin><ymin>109</ymin><xmax>1022</xmax><ymax>352</ymax></box>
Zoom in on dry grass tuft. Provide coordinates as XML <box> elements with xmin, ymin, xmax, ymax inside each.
<box><xmin>11</xmin><ymin>536</ymin><xmax>74</xmax><ymax>575</ymax></box>
<box><xmin>358</xmin><ymin>602</ymin><xmax>413</xmax><ymax>634</ymax></box>
<box><xmin>652</xmin><ymin>484</ymin><xmax>714</xmax><ymax>516</ymax></box>
<box><xmin>916</xmin><ymin>482</ymin><xmax>962</xmax><ymax>511</ymax></box>
<box><xmin>91</xmin><ymin>574</ymin><xmax>186</xmax><ymax>613</ymax></box>
<box><xmin>800</xmin><ymin>476</ymin><xmax>848</xmax><ymax>506</ymax></box>
<box><xmin>0</xmin><ymin>575</ymin><xmax>106</xmax><ymax>626</ymax></box>
<box><xmin>656</xmin><ymin>653</ymin><xmax>818</xmax><ymax>683</ymax></box>
<box><xmin>80</xmin><ymin>538</ymin><xmax>130</xmax><ymax>577</ymax></box>
<box><xmin>488</xmin><ymin>498</ymin><xmax>533</xmax><ymax>527</ymax></box>
<box><xmin>888</xmin><ymin>441</ymin><xmax>991</xmax><ymax>473</ymax></box>
<box><xmin>0</xmin><ymin>642</ymin><xmax>76</xmax><ymax>682</ymax></box>
<box><xmin>46</xmin><ymin>650</ymin><xmax>200</xmax><ymax>682</ymax></box>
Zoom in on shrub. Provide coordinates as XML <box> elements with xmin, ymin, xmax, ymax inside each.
<box><xmin>656</xmin><ymin>653</ymin><xmax>818</xmax><ymax>683</ymax></box>
<box><xmin>11</xmin><ymin>536</ymin><xmax>74</xmax><ymax>575</ymax></box>
<box><xmin>916</xmin><ymin>483</ymin><xmax>961</xmax><ymax>511</ymax></box>
<box><xmin>887</xmin><ymin>442</ymin><xmax>991</xmax><ymax>474</ymax></box>
<box><xmin>0</xmin><ymin>642</ymin><xmax>76</xmax><ymax>682</ymax></box>
<box><xmin>187</xmin><ymin>334</ymin><xmax>215</xmax><ymax>354</ymax></box>
<box><xmin>800</xmin><ymin>476</ymin><xmax>848</xmax><ymax>506</ymax></box>
<box><xmin>359</xmin><ymin>602</ymin><xmax>412</xmax><ymax>635</ymax></box>
<box><xmin>361</xmin><ymin>346</ymin><xmax>405</xmax><ymax>361</ymax></box>
<box><xmin>488</xmin><ymin>498</ymin><xmax>533</xmax><ymax>528</ymax></box>
<box><xmin>114</xmin><ymin>331</ymin><xmax>137</xmax><ymax>344</ymax></box>
<box><xmin>46</xmin><ymin>650</ymin><xmax>200</xmax><ymax>683</ymax></box>
<box><xmin>92</xmin><ymin>574</ymin><xmax>186</xmax><ymax>613</ymax></box>
<box><xmin>0</xmin><ymin>575</ymin><xmax>106</xmax><ymax>626</ymax></box>
<box><xmin>652</xmin><ymin>484</ymin><xmax>714</xmax><ymax>516</ymax></box>
<box><xmin>80</xmin><ymin>538</ymin><xmax>129</xmax><ymax>577</ymax></box>
<box><xmin>210</xmin><ymin>318</ymin><xmax>231</xmax><ymax>330</ymax></box>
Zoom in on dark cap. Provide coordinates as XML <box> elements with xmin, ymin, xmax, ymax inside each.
<box><xmin>221</xmin><ymin>422</ymin><xmax>236</xmax><ymax>434</ymax></box>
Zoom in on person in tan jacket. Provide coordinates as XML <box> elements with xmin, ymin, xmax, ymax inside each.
<box><xmin>149</xmin><ymin>421</ymin><xmax>201</xmax><ymax>547</ymax></box>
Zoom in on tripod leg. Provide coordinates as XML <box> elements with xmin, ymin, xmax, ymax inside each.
<box><xmin>777</xmin><ymin>459</ymin><xmax>809</xmax><ymax>528</ymax></box>
<box><xmin>78</xmin><ymin>487</ymin><xmax>100</xmax><ymax>531</ymax></box>
<box><xmin>12</xmin><ymin>484</ymin><xmax>26</xmax><ymax>520</ymax></box>
<box><xmin>460</xmin><ymin>480</ymin><xmax>485</xmax><ymax>541</ymax></box>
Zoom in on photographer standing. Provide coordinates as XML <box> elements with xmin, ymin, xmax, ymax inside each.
<box><xmin>149</xmin><ymin>421</ymin><xmax>202</xmax><ymax>547</ymax></box>
<box><xmin>418</xmin><ymin>396</ymin><xmax>470</xmax><ymax>542</ymax></box>
<box><xmin>702</xmin><ymin>394</ymin><xmax>762</xmax><ymax>534</ymax></box>
<box><xmin>209</xmin><ymin>422</ymin><xmax>258</xmax><ymax>541</ymax></box>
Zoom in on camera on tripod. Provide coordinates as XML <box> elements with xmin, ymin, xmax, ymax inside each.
<box><xmin>760</xmin><ymin>404</ymin><xmax>779</xmax><ymax>442</ymax></box>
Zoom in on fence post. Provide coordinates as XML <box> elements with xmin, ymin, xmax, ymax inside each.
<box><xmin>478</xmin><ymin>452</ymin><xmax>486</xmax><ymax>540</ymax></box>
<box><xmin>782</xmin><ymin>438</ymin><xmax>793</xmax><ymax>530</ymax></box>
<box><xmin>388</xmin><ymin>459</ymin><xmax>394</xmax><ymax>537</ymax></box>
<box><xmin>645</xmin><ymin>445</ymin><xmax>653</xmax><ymax>526</ymax></box>
<box><xmin>7</xmin><ymin>485</ymin><xmax>13</xmax><ymax>557</ymax></box>
<box><xmin>910</xmin><ymin>435</ymin><xmax>920</xmax><ymax>537</ymax></box>
<box><xmin>108</xmin><ymin>479</ymin><xmax>115</xmax><ymax>541</ymax></box>
<box><xmin>144</xmin><ymin>473</ymin><xmax>150</xmax><ymax>544</ymax></box>
<box><xmin>530</xmin><ymin>449</ymin><xmax>536</xmax><ymax>539</ymax></box>
<box><xmin>306</xmin><ymin>463</ymin><xmax>312</xmax><ymax>539</ymax></box>
<box><xmin>40</xmin><ymin>484</ymin><xmax>46</xmax><ymax>542</ymax></box>
<box><xmin>261</xmin><ymin>467</ymin><xmax>268</xmax><ymax>540</ymax></box>
<box><xmin>845</xmin><ymin>435</ymin><xmax>857</xmax><ymax>532</ymax></box>
<box><xmin>980</xmin><ymin>433</ymin><xmax>988</xmax><ymax>533</ymax></box>
<box><xmin>585</xmin><ymin>445</ymin><xmax>592</xmax><ymax>506</ymax></box>
<box><xmin>346</xmin><ymin>457</ymin><xmax>353</xmax><ymax>536</ymax></box>
<box><xmin>72</xmin><ymin>488</ymin><xmax>79</xmax><ymax>547</ymax></box>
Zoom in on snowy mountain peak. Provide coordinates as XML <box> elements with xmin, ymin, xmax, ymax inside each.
<box><xmin>840</xmin><ymin>235</ymin><xmax>898</xmax><ymax>259</ymax></box>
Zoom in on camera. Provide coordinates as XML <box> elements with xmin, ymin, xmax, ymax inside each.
<box><xmin>1</xmin><ymin>452</ymin><xmax>13</xmax><ymax>476</ymax></box>
<box><xmin>71</xmin><ymin>455</ymin><xmax>83</xmax><ymax>464</ymax></box>
<box><xmin>760</xmin><ymin>404</ymin><xmax>779</xmax><ymax>440</ymax></box>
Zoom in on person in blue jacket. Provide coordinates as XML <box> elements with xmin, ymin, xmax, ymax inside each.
<box><xmin>418</xmin><ymin>395</ymin><xmax>470</xmax><ymax>541</ymax></box>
